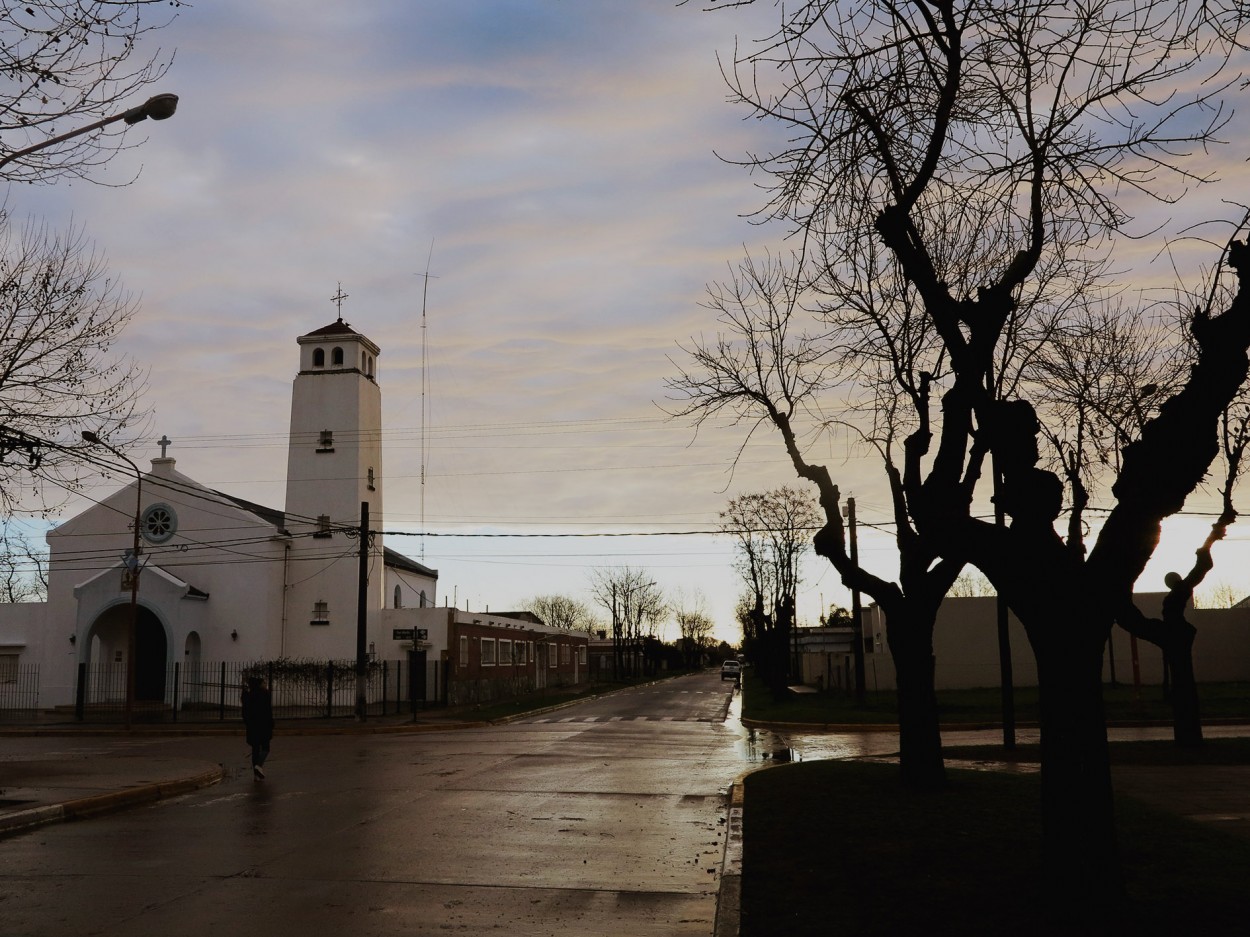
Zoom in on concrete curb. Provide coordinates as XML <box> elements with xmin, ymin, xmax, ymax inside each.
<box><xmin>714</xmin><ymin>780</ymin><xmax>745</xmax><ymax>937</ymax></box>
<box><xmin>0</xmin><ymin>765</ymin><xmax>224</xmax><ymax>841</ymax></box>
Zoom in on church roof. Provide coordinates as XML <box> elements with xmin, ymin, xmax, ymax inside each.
<box><xmin>383</xmin><ymin>546</ymin><xmax>438</xmax><ymax>578</ymax></box>
<box><xmin>305</xmin><ymin>319</ymin><xmax>359</xmax><ymax>337</ymax></box>
<box><xmin>212</xmin><ymin>490</ymin><xmax>288</xmax><ymax>534</ymax></box>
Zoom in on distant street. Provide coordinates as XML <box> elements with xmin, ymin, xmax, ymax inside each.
<box><xmin>1</xmin><ymin>672</ymin><xmax>749</xmax><ymax>937</ymax></box>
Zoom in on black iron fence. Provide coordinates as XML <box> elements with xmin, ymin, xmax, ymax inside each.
<box><xmin>0</xmin><ymin>663</ymin><xmax>39</xmax><ymax>719</ymax></box>
<box><xmin>70</xmin><ymin>657</ymin><xmax>449</xmax><ymax>723</ymax></box>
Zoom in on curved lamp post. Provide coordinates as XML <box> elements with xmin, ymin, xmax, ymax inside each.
<box><xmin>81</xmin><ymin>431</ymin><xmax>142</xmax><ymax>729</ymax></box>
<box><xmin>0</xmin><ymin>93</ymin><xmax>179</xmax><ymax>171</ymax></box>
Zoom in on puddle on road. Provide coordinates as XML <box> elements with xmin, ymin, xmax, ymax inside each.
<box><xmin>734</xmin><ymin>726</ymin><xmax>798</xmax><ymax>764</ymax></box>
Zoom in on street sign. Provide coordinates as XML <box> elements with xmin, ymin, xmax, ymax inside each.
<box><xmin>416</xmin><ymin>629</ymin><xmax>428</xmax><ymax>640</ymax></box>
<box><xmin>392</xmin><ymin>628</ymin><xmax>414</xmax><ymax>640</ymax></box>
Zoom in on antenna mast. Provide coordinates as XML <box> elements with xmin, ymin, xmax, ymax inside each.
<box><xmin>417</xmin><ymin>242</ymin><xmax>436</xmax><ymax>561</ymax></box>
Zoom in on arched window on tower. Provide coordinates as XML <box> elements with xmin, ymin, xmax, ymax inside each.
<box><xmin>394</xmin><ymin>585</ymin><xmax>402</xmax><ymax>609</ymax></box>
<box><xmin>419</xmin><ymin>590</ymin><xmax>427</xmax><ymax>608</ymax></box>
<box><xmin>331</xmin><ymin>346</ymin><xmax>344</xmax><ymax>366</ymax></box>
<box><xmin>313</xmin><ymin>348</ymin><xmax>325</xmax><ymax>367</ymax></box>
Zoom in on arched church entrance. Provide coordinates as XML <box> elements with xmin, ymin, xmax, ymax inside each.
<box><xmin>85</xmin><ymin>604</ymin><xmax>168</xmax><ymax>704</ymax></box>
<box><xmin>134</xmin><ymin>607</ymin><xmax>168</xmax><ymax>702</ymax></box>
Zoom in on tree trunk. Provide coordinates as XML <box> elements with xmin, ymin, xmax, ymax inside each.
<box><xmin>886</xmin><ymin>607</ymin><xmax>946</xmax><ymax>791</ymax></box>
<box><xmin>1165</xmin><ymin>624</ymin><xmax>1203</xmax><ymax>748</ymax></box>
<box><xmin>1035</xmin><ymin>643</ymin><xmax>1123</xmax><ymax>920</ymax></box>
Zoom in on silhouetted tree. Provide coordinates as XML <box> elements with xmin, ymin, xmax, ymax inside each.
<box><xmin>718</xmin><ymin>486</ymin><xmax>818</xmax><ymax>698</ymax></box>
<box><xmin>697</xmin><ymin>0</ymin><xmax>1249</xmax><ymax>915</ymax></box>
<box><xmin>589</xmin><ymin>567</ymin><xmax>665</xmax><ymax>679</ymax></box>
<box><xmin>673</xmin><ymin>591</ymin><xmax>715</xmax><ymax>670</ymax></box>
<box><xmin>669</xmin><ymin>250</ymin><xmax>958</xmax><ymax>788</ymax></box>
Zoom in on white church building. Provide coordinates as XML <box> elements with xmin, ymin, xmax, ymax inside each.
<box><xmin>9</xmin><ymin>316</ymin><xmax>442</xmax><ymax>708</ymax></box>
<box><xmin>2</xmin><ymin>313</ymin><xmax>591</xmax><ymax>714</ymax></box>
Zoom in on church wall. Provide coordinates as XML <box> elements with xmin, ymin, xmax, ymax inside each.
<box><xmin>36</xmin><ymin>458</ymin><xmax>292</xmax><ymax>707</ymax></box>
<box><xmin>0</xmin><ymin>600</ymin><xmax>51</xmax><ymax>685</ymax></box>
<box><xmin>386</xmin><ymin>564</ymin><xmax>438</xmax><ymax>612</ymax></box>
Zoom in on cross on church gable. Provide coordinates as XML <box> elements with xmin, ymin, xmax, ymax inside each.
<box><xmin>158</xmin><ymin>435</ymin><xmax>172</xmax><ymax>458</ymax></box>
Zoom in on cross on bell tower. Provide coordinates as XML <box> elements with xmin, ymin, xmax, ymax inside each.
<box><xmin>331</xmin><ymin>283</ymin><xmax>349</xmax><ymax>322</ymax></box>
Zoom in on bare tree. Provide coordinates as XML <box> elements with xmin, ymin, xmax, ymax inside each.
<box><xmin>0</xmin><ymin>524</ymin><xmax>47</xmax><ymax>602</ymax></box>
<box><xmin>717</xmin><ymin>486</ymin><xmax>820</xmax><ymax>699</ymax></box>
<box><xmin>699</xmin><ymin>0</ymin><xmax>1249</xmax><ymax>913</ymax></box>
<box><xmin>669</xmin><ymin>250</ymin><xmax>960</xmax><ymax>787</ymax></box>
<box><xmin>673</xmin><ymin>590</ymin><xmax>715</xmax><ymax>670</ymax></box>
<box><xmin>588</xmin><ymin>567</ymin><xmax>666</xmax><ymax>679</ymax></box>
<box><xmin>945</xmin><ymin>572</ymin><xmax>995</xmax><ymax>599</ymax></box>
<box><xmin>0</xmin><ymin>221</ymin><xmax>147</xmax><ymax>515</ymax></box>
<box><xmin>521</xmin><ymin>594</ymin><xmax>598</xmax><ymax>634</ymax></box>
<box><xmin>0</xmin><ymin>2</ymin><xmax>178</xmax><ymax>512</ymax></box>
<box><xmin>0</xmin><ymin>0</ymin><xmax>182</xmax><ymax>184</ymax></box>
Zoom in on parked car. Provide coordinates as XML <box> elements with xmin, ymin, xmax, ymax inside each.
<box><xmin>721</xmin><ymin>660</ymin><xmax>742</xmax><ymax>681</ymax></box>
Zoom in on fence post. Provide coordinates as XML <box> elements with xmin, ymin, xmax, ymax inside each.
<box><xmin>172</xmin><ymin>661</ymin><xmax>180</xmax><ymax>723</ymax></box>
<box><xmin>326</xmin><ymin>661</ymin><xmax>334</xmax><ymax>718</ymax></box>
<box><xmin>382</xmin><ymin>662</ymin><xmax>389</xmax><ymax>717</ymax></box>
<box><xmin>219</xmin><ymin>661</ymin><xmax>227</xmax><ymax>721</ymax></box>
<box><xmin>75</xmin><ymin>662</ymin><xmax>87</xmax><ymax>721</ymax></box>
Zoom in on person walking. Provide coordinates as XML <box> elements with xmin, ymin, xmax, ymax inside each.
<box><xmin>241</xmin><ymin>676</ymin><xmax>274</xmax><ymax>780</ymax></box>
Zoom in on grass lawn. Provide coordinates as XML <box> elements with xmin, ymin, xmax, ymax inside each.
<box><xmin>741</xmin><ymin>672</ymin><xmax>1250</xmax><ymax>726</ymax></box>
<box><xmin>742</xmin><ymin>759</ymin><xmax>1250</xmax><ymax>936</ymax></box>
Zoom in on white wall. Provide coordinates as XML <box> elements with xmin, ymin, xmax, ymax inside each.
<box><xmin>845</xmin><ymin>595</ymin><xmax>1250</xmax><ymax>692</ymax></box>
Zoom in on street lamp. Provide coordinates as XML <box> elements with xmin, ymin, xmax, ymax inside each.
<box><xmin>0</xmin><ymin>93</ymin><xmax>179</xmax><ymax>171</ymax></box>
<box><xmin>81</xmin><ymin>430</ymin><xmax>142</xmax><ymax>729</ymax></box>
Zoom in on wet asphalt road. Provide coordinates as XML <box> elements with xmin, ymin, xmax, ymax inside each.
<box><xmin>0</xmin><ymin>673</ymin><xmax>753</xmax><ymax>937</ymax></box>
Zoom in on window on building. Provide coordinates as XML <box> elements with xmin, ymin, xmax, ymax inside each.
<box><xmin>579</xmin><ymin>646</ymin><xmax>587</xmax><ymax>666</ymax></box>
<box><xmin>311</xmin><ymin>601</ymin><xmax>329</xmax><ymax>625</ymax></box>
<box><xmin>419</xmin><ymin>590</ymin><xmax>427</xmax><ymax>608</ymax></box>
<box><xmin>548</xmin><ymin>644</ymin><xmax>557</xmax><ymax>668</ymax></box>
<box><xmin>481</xmin><ymin>638</ymin><xmax>496</xmax><ymax>666</ymax></box>
<box><xmin>459</xmin><ymin>635</ymin><xmax>468</xmax><ymax>667</ymax></box>
<box><xmin>0</xmin><ymin>654</ymin><xmax>18</xmax><ymax>683</ymax></box>
<box><xmin>317</xmin><ymin>429</ymin><xmax>334</xmax><ymax>452</ymax></box>
<box><xmin>332</xmin><ymin>346</ymin><xmax>344</xmax><ymax>366</ymax></box>
<box><xmin>314</xmin><ymin>514</ymin><xmax>333</xmax><ymax>538</ymax></box>
<box><xmin>561</xmin><ymin>644</ymin><xmax>570</xmax><ymax>665</ymax></box>
<box><xmin>499</xmin><ymin>639</ymin><xmax>512</xmax><ymax>665</ymax></box>
<box><xmin>394</xmin><ymin>585</ymin><xmax>402</xmax><ymax>609</ymax></box>
<box><xmin>367</xmin><ymin>467</ymin><xmax>376</xmax><ymax>491</ymax></box>
<box><xmin>313</xmin><ymin>347</ymin><xmax>325</xmax><ymax>367</ymax></box>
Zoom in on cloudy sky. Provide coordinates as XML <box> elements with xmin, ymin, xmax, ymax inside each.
<box><xmin>9</xmin><ymin>1</ymin><xmax>1250</xmax><ymax>642</ymax></box>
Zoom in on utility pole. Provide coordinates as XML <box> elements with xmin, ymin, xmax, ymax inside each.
<box><xmin>991</xmin><ymin>455</ymin><xmax>1017</xmax><ymax>749</ymax></box>
<box><xmin>611</xmin><ymin>583</ymin><xmax>620</xmax><ymax>682</ymax></box>
<box><xmin>845</xmin><ymin>497</ymin><xmax>865</xmax><ymax>704</ymax></box>
<box><xmin>355</xmin><ymin>502</ymin><xmax>369</xmax><ymax>722</ymax></box>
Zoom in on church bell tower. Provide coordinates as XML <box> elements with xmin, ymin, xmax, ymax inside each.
<box><xmin>283</xmin><ymin>296</ymin><xmax>384</xmax><ymax>658</ymax></box>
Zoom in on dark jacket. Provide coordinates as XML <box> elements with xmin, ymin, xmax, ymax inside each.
<box><xmin>241</xmin><ymin>685</ymin><xmax>274</xmax><ymax>745</ymax></box>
